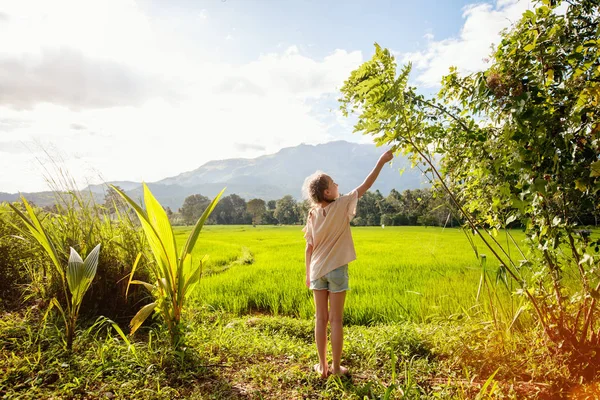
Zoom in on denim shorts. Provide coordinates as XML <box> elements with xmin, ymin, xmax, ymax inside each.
<box><xmin>310</xmin><ymin>264</ymin><xmax>349</xmax><ymax>293</ymax></box>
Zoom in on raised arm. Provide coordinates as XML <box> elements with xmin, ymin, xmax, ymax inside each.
<box><xmin>355</xmin><ymin>150</ymin><xmax>394</xmax><ymax>198</ymax></box>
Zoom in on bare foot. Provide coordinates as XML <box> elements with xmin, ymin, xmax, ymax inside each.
<box><xmin>314</xmin><ymin>363</ymin><xmax>329</xmax><ymax>378</ymax></box>
<box><xmin>331</xmin><ymin>365</ymin><xmax>348</xmax><ymax>376</ymax></box>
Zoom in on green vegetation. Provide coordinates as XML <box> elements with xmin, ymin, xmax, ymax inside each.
<box><xmin>189</xmin><ymin>226</ymin><xmax>524</xmax><ymax>325</ymax></box>
<box><xmin>9</xmin><ymin>196</ymin><xmax>102</xmax><ymax>352</ymax></box>
<box><xmin>340</xmin><ymin>0</ymin><xmax>599</xmax><ymax>361</ymax></box>
<box><xmin>112</xmin><ymin>184</ymin><xmax>224</xmax><ymax>347</ymax></box>
<box><xmin>173</xmin><ymin>187</ymin><xmax>460</xmax><ymax>228</ymax></box>
<box><xmin>1</xmin><ymin>1</ymin><xmax>598</xmax><ymax>397</ymax></box>
<box><xmin>0</xmin><ymin>292</ymin><xmax>574</xmax><ymax>399</ymax></box>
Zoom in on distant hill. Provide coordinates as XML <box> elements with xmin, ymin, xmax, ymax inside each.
<box><xmin>1</xmin><ymin>141</ymin><xmax>429</xmax><ymax>209</ymax></box>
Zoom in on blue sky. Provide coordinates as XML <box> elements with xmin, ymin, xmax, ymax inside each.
<box><xmin>138</xmin><ymin>0</ymin><xmax>475</xmax><ymax>60</ymax></box>
<box><xmin>0</xmin><ymin>0</ymin><xmax>538</xmax><ymax>192</ymax></box>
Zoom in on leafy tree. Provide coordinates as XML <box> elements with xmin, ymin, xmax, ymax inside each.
<box><xmin>247</xmin><ymin>198</ymin><xmax>266</xmax><ymax>225</ymax></box>
<box><xmin>180</xmin><ymin>194</ymin><xmax>210</xmax><ymax>225</ymax></box>
<box><xmin>355</xmin><ymin>190</ymin><xmax>384</xmax><ymax>226</ymax></box>
<box><xmin>262</xmin><ymin>209</ymin><xmax>279</xmax><ymax>225</ymax></box>
<box><xmin>340</xmin><ymin>0</ymin><xmax>600</xmax><ymax>355</ymax></box>
<box><xmin>211</xmin><ymin>194</ymin><xmax>250</xmax><ymax>224</ymax></box>
<box><xmin>296</xmin><ymin>199</ymin><xmax>311</xmax><ymax>225</ymax></box>
<box><xmin>267</xmin><ymin>200</ymin><xmax>277</xmax><ymax>210</ymax></box>
<box><xmin>274</xmin><ymin>195</ymin><xmax>299</xmax><ymax>225</ymax></box>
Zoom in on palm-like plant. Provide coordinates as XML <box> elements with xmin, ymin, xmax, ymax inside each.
<box><xmin>9</xmin><ymin>197</ymin><xmax>100</xmax><ymax>351</ymax></box>
<box><xmin>111</xmin><ymin>183</ymin><xmax>224</xmax><ymax>347</ymax></box>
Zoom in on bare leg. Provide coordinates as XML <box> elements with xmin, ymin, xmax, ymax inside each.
<box><xmin>329</xmin><ymin>290</ymin><xmax>348</xmax><ymax>375</ymax></box>
<box><xmin>313</xmin><ymin>290</ymin><xmax>329</xmax><ymax>378</ymax></box>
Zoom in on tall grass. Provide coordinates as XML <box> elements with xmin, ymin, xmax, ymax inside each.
<box><xmin>180</xmin><ymin>225</ymin><xmax>530</xmax><ymax>325</ymax></box>
<box><xmin>1</xmin><ymin>159</ymin><xmax>152</xmax><ymax>325</ymax></box>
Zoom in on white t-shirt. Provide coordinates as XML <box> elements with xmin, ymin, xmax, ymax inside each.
<box><xmin>302</xmin><ymin>189</ymin><xmax>359</xmax><ymax>281</ymax></box>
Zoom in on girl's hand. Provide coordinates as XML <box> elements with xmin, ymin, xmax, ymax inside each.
<box><xmin>305</xmin><ymin>277</ymin><xmax>311</xmax><ymax>288</ymax></box>
<box><xmin>379</xmin><ymin>150</ymin><xmax>394</xmax><ymax>164</ymax></box>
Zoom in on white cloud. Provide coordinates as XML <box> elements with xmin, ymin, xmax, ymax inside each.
<box><xmin>0</xmin><ymin>47</ymin><xmax>174</xmax><ymax>110</ymax></box>
<box><xmin>403</xmin><ymin>0</ymin><xmax>535</xmax><ymax>87</ymax></box>
<box><xmin>0</xmin><ymin>1</ymin><xmax>364</xmax><ymax>192</ymax></box>
<box><xmin>213</xmin><ymin>47</ymin><xmax>362</xmax><ymax>99</ymax></box>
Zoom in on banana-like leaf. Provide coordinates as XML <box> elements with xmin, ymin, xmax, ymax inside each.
<box><xmin>142</xmin><ymin>183</ymin><xmax>178</xmax><ymax>283</ymax></box>
<box><xmin>130</xmin><ymin>280</ymin><xmax>156</xmax><ymax>293</ymax></box>
<box><xmin>110</xmin><ymin>185</ymin><xmax>174</xmax><ymax>294</ymax></box>
<box><xmin>67</xmin><ymin>244</ymin><xmax>101</xmax><ymax>308</ymax></box>
<box><xmin>129</xmin><ymin>301</ymin><xmax>157</xmax><ymax>336</ymax></box>
<box><xmin>177</xmin><ymin>188</ymin><xmax>225</xmax><ymax>304</ymax></box>
<box><xmin>9</xmin><ymin>198</ymin><xmax>63</xmax><ymax>279</ymax></box>
<box><xmin>125</xmin><ymin>252</ymin><xmax>142</xmax><ymax>299</ymax></box>
<box><xmin>67</xmin><ymin>248</ymin><xmax>84</xmax><ymax>307</ymax></box>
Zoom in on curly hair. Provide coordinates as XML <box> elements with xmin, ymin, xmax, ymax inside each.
<box><xmin>302</xmin><ymin>171</ymin><xmax>332</xmax><ymax>207</ymax></box>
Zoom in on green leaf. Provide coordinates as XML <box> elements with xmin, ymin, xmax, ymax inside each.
<box><xmin>107</xmin><ymin>319</ymin><xmax>135</xmax><ymax>355</ymax></box>
<box><xmin>590</xmin><ymin>160</ymin><xmax>600</xmax><ymax>177</ymax></box>
<box><xmin>110</xmin><ymin>185</ymin><xmax>174</xmax><ymax>295</ymax></box>
<box><xmin>67</xmin><ymin>248</ymin><xmax>84</xmax><ymax>307</ymax></box>
<box><xmin>143</xmin><ymin>183</ymin><xmax>178</xmax><ymax>281</ymax></box>
<box><xmin>9</xmin><ymin>198</ymin><xmax>63</xmax><ymax>280</ymax></box>
<box><xmin>182</xmin><ymin>255</ymin><xmax>208</xmax><ymax>295</ymax></box>
<box><xmin>129</xmin><ymin>301</ymin><xmax>157</xmax><ymax>336</ymax></box>
<box><xmin>478</xmin><ymin>368</ymin><xmax>500</xmax><ymax>397</ymax></box>
<box><xmin>130</xmin><ymin>280</ymin><xmax>156</xmax><ymax>293</ymax></box>
<box><xmin>524</xmin><ymin>43</ymin><xmax>535</xmax><ymax>52</ymax></box>
<box><xmin>575</xmin><ymin>179</ymin><xmax>588</xmax><ymax>192</ymax></box>
<box><xmin>125</xmin><ymin>252</ymin><xmax>143</xmax><ymax>299</ymax></box>
<box><xmin>51</xmin><ymin>298</ymin><xmax>67</xmax><ymax>326</ymax></box>
<box><xmin>67</xmin><ymin>244</ymin><xmax>101</xmax><ymax>308</ymax></box>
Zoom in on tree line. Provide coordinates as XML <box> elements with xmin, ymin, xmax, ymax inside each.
<box><xmin>121</xmin><ymin>188</ymin><xmax>462</xmax><ymax>227</ymax></box>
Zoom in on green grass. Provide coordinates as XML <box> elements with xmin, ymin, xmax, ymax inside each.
<box><xmin>177</xmin><ymin>225</ymin><xmax>528</xmax><ymax>325</ymax></box>
<box><xmin>1</xmin><ymin>306</ymin><xmax>565</xmax><ymax>399</ymax></box>
<box><xmin>2</xmin><ymin>225</ymin><xmax>580</xmax><ymax>399</ymax></box>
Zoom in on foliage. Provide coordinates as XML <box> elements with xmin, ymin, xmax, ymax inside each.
<box><xmin>339</xmin><ymin>0</ymin><xmax>600</xmax><ymax>358</ymax></box>
<box><xmin>8</xmin><ymin>196</ymin><xmax>101</xmax><ymax>351</ymax></box>
<box><xmin>0</xmin><ymin>203</ymin><xmax>45</xmax><ymax>309</ymax></box>
<box><xmin>210</xmin><ymin>194</ymin><xmax>251</xmax><ymax>225</ymax></box>
<box><xmin>247</xmin><ymin>198</ymin><xmax>267</xmax><ymax>225</ymax></box>
<box><xmin>6</xmin><ymin>189</ymin><xmax>152</xmax><ymax>324</ymax></box>
<box><xmin>175</xmin><ymin>189</ymin><xmax>456</xmax><ymax>227</ymax></box>
<box><xmin>179</xmin><ymin>194</ymin><xmax>211</xmax><ymax>226</ymax></box>
<box><xmin>112</xmin><ymin>183</ymin><xmax>224</xmax><ymax>347</ymax></box>
<box><xmin>1</xmin><ymin>306</ymin><xmax>575</xmax><ymax>399</ymax></box>
<box><xmin>274</xmin><ymin>195</ymin><xmax>299</xmax><ymax>225</ymax></box>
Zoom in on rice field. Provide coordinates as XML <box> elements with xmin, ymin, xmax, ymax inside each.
<box><xmin>175</xmin><ymin>225</ymin><xmax>528</xmax><ymax>325</ymax></box>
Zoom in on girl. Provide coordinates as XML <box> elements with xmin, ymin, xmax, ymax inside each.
<box><xmin>302</xmin><ymin>150</ymin><xmax>394</xmax><ymax>378</ymax></box>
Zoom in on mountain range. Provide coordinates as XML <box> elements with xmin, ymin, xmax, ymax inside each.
<box><xmin>1</xmin><ymin>141</ymin><xmax>429</xmax><ymax>209</ymax></box>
